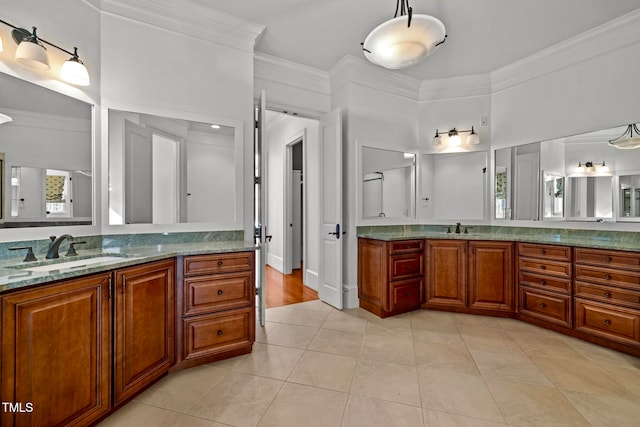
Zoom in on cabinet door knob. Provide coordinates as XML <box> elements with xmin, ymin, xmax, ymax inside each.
<box><xmin>605</xmin><ymin>256</ymin><xmax>612</xmax><ymax>262</ymax></box>
<box><xmin>604</xmin><ymin>319</ymin><xmax>611</xmax><ymax>326</ymax></box>
<box><xmin>217</xmin><ymin>330</ymin><xmax>223</xmax><ymax>336</ymax></box>
<box><xmin>218</xmin><ymin>261</ymin><xmax>224</xmax><ymax>266</ymax></box>
<box><xmin>540</xmin><ymin>265</ymin><xmax>546</xmax><ymax>270</ymax></box>
<box><xmin>405</xmin><ymin>292</ymin><xmax>412</xmax><ymax>297</ymax></box>
<box><xmin>604</xmin><ymin>292</ymin><xmax>611</xmax><ymax>298</ymax></box>
<box><xmin>540</xmin><ymin>280</ymin><xmax>546</xmax><ymax>286</ymax></box>
<box><xmin>604</xmin><ymin>274</ymin><xmax>611</xmax><ymax>280</ymax></box>
<box><xmin>540</xmin><ymin>249</ymin><xmax>546</xmax><ymax>254</ymax></box>
<box><xmin>218</xmin><ymin>289</ymin><xmax>224</xmax><ymax>296</ymax></box>
<box><xmin>539</xmin><ymin>303</ymin><xmax>546</xmax><ymax>308</ymax></box>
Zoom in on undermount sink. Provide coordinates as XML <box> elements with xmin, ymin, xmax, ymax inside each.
<box><xmin>7</xmin><ymin>254</ymin><xmax>140</xmax><ymax>273</ymax></box>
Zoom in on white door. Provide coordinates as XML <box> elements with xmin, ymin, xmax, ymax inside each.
<box><xmin>318</xmin><ymin>108</ymin><xmax>343</xmax><ymax>309</ymax></box>
<box><xmin>514</xmin><ymin>152</ymin><xmax>540</xmax><ymax>220</ymax></box>
<box><xmin>255</xmin><ymin>91</ymin><xmax>268</xmax><ymax>326</ymax></box>
<box><xmin>124</xmin><ymin>120</ymin><xmax>153</xmax><ymax>224</ymax></box>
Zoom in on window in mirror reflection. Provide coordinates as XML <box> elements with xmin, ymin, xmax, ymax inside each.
<box><xmin>362</xmin><ymin>147</ymin><xmax>415</xmax><ymax>219</ymax></box>
<box><xmin>543</xmin><ymin>174</ymin><xmax>564</xmax><ymax>219</ymax></box>
<box><xmin>109</xmin><ymin>110</ymin><xmax>236</xmax><ymax>225</ymax></box>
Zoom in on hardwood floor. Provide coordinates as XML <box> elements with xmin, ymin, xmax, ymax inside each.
<box><xmin>265</xmin><ymin>264</ymin><xmax>318</xmax><ymax>308</ymax></box>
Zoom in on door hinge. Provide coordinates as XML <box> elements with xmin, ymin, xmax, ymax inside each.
<box><xmin>255</xmin><ymin>287</ymin><xmax>259</xmax><ymax>296</ymax></box>
<box><xmin>254</xmin><ymin>176</ymin><xmax>261</xmax><ymax>185</ymax></box>
<box><xmin>255</xmin><ymin>120</ymin><xmax>259</xmax><ymax>129</ymax></box>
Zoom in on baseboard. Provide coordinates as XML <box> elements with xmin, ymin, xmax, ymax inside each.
<box><xmin>304</xmin><ymin>269</ymin><xmax>318</xmax><ymax>291</ymax></box>
<box><xmin>266</xmin><ymin>253</ymin><xmax>284</xmax><ymax>273</ymax></box>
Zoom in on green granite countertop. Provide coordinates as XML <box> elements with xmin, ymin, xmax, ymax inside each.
<box><xmin>357</xmin><ymin>225</ymin><xmax>640</xmax><ymax>252</ymax></box>
<box><xmin>0</xmin><ymin>240</ymin><xmax>257</xmax><ymax>294</ymax></box>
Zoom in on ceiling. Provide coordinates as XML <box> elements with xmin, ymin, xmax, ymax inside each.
<box><xmin>201</xmin><ymin>0</ymin><xmax>640</xmax><ymax>80</ymax></box>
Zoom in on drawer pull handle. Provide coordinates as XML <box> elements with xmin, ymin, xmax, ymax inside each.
<box><xmin>604</xmin><ymin>292</ymin><xmax>611</xmax><ymax>298</ymax></box>
<box><xmin>218</xmin><ymin>290</ymin><xmax>224</xmax><ymax>296</ymax></box>
<box><xmin>605</xmin><ymin>256</ymin><xmax>612</xmax><ymax>262</ymax></box>
<box><xmin>539</xmin><ymin>303</ymin><xmax>546</xmax><ymax>308</ymax></box>
<box><xmin>540</xmin><ymin>249</ymin><xmax>546</xmax><ymax>254</ymax></box>
<box><xmin>540</xmin><ymin>280</ymin><xmax>546</xmax><ymax>286</ymax></box>
<box><xmin>604</xmin><ymin>274</ymin><xmax>611</xmax><ymax>280</ymax></box>
<box><xmin>218</xmin><ymin>261</ymin><xmax>224</xmax><ymax>266</ymax></box>
<box><xmin>217</xmin><ymin>330</ymin><xmax>223</xmax><ymax>336</ymax></box>
<box><xmin>405</xmin><ymin>292</ymin><xmax>411</xmax><ymax>297</ymax></box>
<box><xmin>540</xmin><ymin>265</ymin><xmax>546</xmax><ymax>270</ymax></box>
<box><xmin>404</xmin><ymin>245</ymin><xmax>410</xmax><ymax>249</ymax></box>
<box><xmin>604</xmin><ymin>320</ymin><xmax>611</xmax><ymax>326</ymax></box>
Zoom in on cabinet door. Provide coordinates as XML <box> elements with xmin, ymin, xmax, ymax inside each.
<box><xmin>425</xmin><ymin>240</ymin><xmax>467</xmax><ymax>307</ymax></box>
<box><xmin>114</xmin><ymin>259</ymin><xmax>175</xmax><ymax>405</ymax></box>
<box><xmin>1</xmin><ymin>274</ymin><xmax>111</xmax><ymax>427</ymax></box>
<box><xmin>358</xmin><ymin>238</ymin><xmax>389</xmax><ymax>312</ymax></box>
<box><xmin>469</xmin><ymin>241</ymin><xmax>514</xmax><ymax>312</ymax></box>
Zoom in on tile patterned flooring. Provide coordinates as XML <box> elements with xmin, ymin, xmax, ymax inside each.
<box><xmin>99</xmin><ymin>301</ymin><xmax>640</xmax><ymax>426</ymax></box>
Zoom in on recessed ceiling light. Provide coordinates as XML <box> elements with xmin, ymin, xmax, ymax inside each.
<box><xmin>211</xmin><ymin>124</ymin><xmax>220</xmax><ymax>129</ymax></box>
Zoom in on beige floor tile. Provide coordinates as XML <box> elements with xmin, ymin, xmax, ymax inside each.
<box><xmin>264</xmin><ymin>305</ymin><xmax>294</xmax><ymax>323</ymax></box>
<box><xmin>287</xmin><ymin>351</ymin><xmax>357</xmax><ymax>392</ymax></box>
<box><xmin>564</xmin><ymin>389</ymin><xmax>640</xmax><ymax>427</ymax></box>
<box><xmin>307</xmin><ymin>328</ymin><xmax>364</xmax><ymax>357</ymax></box>
<box><xmin>365</xmin><ymin>316</ymin><xmax>413</xmax><ymax>338</ymax></box>
<box><xmin>418</xmin><ymin>366</ymin><xmax>504</xmax><ymax>423</ymax></box>
<box><xmin>410</xmin><ymin>309</ymin><xmax>457</xmax><ymax>327</ymax></box>
<box><xmin>506</xmin><ymin>329</ymin><xmax>590</xmax><ymax>361</ymax></box>
<box><xmin>493</xmin><ymin>316</ymin><xmax>551</xmax><ymax>333</ymax></box>
<box><xmin>189</xmin><ymin>372</ymin><xmax>283</xmax><ymax>427</ymax></box>
<box><xmin>98</xmin><ymin>402</ymin><xmax>226</xmax><ymax>427</ymax></box>
<box><xmin>450</xmin><ymin>312</ymin><xmax>502</xmax><ymax>329</ymax></box>
<box><xmin>342</xmin><ymin>394</ymin><xmax>424</xmax><ymax>427</ymax></box>
<box><xmin>603</xmin><ymin>364</ymin><xmax>640</xmax><ymax>398</ymax></box>
<box><xmin>257</xmin><ymin>382</ymin><xmax>347</xmax><ymax>427</ymax></box>
<box><xmin>566</xmin><ymin>338</ymin><xmax>640</xmax><ymax>369</ymax></box>
<box><xmin>350</xmin><ymin>359</ymin><xmax>421</xmax><ymax>406</ymax></box>
<box><xmin>533</xmin><ymin>355</ymin><xmax>633</xmax><ymax>398</ymax></box>
<box><xmin>322</xmin><ymin>310</ymin><xmax>368</xmax><ymax>333</ymax></box>
<box><xmin>411</xmin><ymin>321</ymin><xmax>466</xmax><ymax>345</ymax></box>
<box><xmin>232</xmin><ymin>342</ymin><xmax>304</xmax><ymax>380</ymax></box>
<box><xmin>254</xmin><ymin>321</ymin><xmax>278</xmax><ymax>344</ymax></box>
<box><xmin>290</xmin><ymin>299</ymin><xmax>335</xmax><ymax>312</ymax></box>
<box><xmin>260</xmin><ymin>322</ymin><xmax>318</xmax><ymax>349</ymax></box>
<box><xmin>280</xmin><ymin>307</ymin><xmax>331</xmax><ymax>327</ymax></box>
<box><xmin>458</xmin><ymin>325</ymin><xmax>521</xmax><ymax>353</ymax></box>
<box><xmin>133</xmin><ymin>365</ymin><xmax>228</xmax><ymax>413</ymax></box>
<box><xmin>359</xmin><ymin>334</ymin><xmax>416</xmax><ymax>366</ymax></box>
<box><xmin>470</xmin><ymin>347</ymin><xmax>554</xmax><ymax>386</ymax></box>
<box><xmin>486</xmin><ymin>379</ymin><xmax>590</xmax><ymax>427</ymax></box>
<box><xmin>413</xmin><ymin>340</ymin><xmax>479</xmax><ymax>375</ymax></box>
<box><xmin>423</xmin><ymin>409</ymin><xmax>507</xmax><ymax>427</ymax></box>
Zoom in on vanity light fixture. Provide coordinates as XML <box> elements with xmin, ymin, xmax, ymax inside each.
<box><xmin>361</xmin><ymin>0</ymin><xmax>447</xmax><ymax>69</ymax></box>
<box><xmin>432</xmin><ymin>127</ymin><xmax>480</xmax><ymax>148</ymax></box>
<box><xmin>608</xmin><ymin>123</ymin><xmax>640</xmax><ymax>149</ymax></box>
<box><xmin>0</xmin><ymin>18</ymin><xmax>90</xmax><ymax>86</ymax></box>
<box><xmin>576</xmin><ymin>161</ymin><xmax>609</xmax><ymax>174</ymax></box>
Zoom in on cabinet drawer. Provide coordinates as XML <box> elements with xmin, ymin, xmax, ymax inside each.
<box><xmin>183</xmin><ymin>252</ymin><xmax>254</xmax><ymax>276</ymax></box>
<box><xmin>183</xmin><ymin>307</ymin><xmax>253</xmax><ymax>361</ymax></box>
<box><xmin>184</xmin><ymin>272</ymin><xmax>253</xmax><ymax>316</ymax></box>
<box><xmin>575</xmin><ymin>281</ymin><xmax>640</xmax><ymax>310</ymax></box>
<box><xmin>519</xmin><ymin>287</ymin><xmax>571</xmax><ymax>327</ymax></box>
<box><xmin>574</xmin><ymin>265</ymin><xmax>640</xmax><ymax>290</ymax></box>
<box><xmin>575</xmin><ymin>247</ymin><xmax>640</xmax><ymax>271</ymax></box>
<box><xmin>389</xmin><ymin>240</ymin><xmax>424</xmax><ymax>254</ymax></box>
<box><xmin>389</xmin><ymin>254</ymin><xmax>424</xmax><ymax>280</ymax></box>
<box><xmin>518</xmin><ymin>258</ymin><xmax>571</xmax><ymax>278</ymax></box>
<box><xmin>575</xmin><ymin>298</ymin><xmax>640</xmax><ymax>345</ymax></box>
<box><xmin>518</xmin><ymin>243</ymin><xmax>571</xmax><ymax>262</ymax></box>
<box><xmin>518</xmin><ymin>272</ymin><xmax>571</xmax><ymax>295</ymax></box>
<box><xmin>390</xmin><ymin>279</ymin><xmax>423</xmax><ymax>311</ymax></box>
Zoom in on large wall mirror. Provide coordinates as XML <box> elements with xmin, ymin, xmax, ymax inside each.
<box><xmin>495</xmin><ymin>124</ymin><xmax>640</xmax><ymax>223</ymax></box>
<box><xmin>0</xmin><ymin>72</ymin><xmax>93</xmax><ymax>227</ymax></box>
<box><xmin>108</xmin><ymin>109</ymin><xmax>242</xmax><ymax>226</ymax></box>
<box><xmin>361</xmin><ymin>146</ymin><xmax>416</xmax><ymax>219</ymax></box>
<box><xmin>419</xmin><ymin>151</ymin><xmax>488</xmax><ymax>221</ymax></box>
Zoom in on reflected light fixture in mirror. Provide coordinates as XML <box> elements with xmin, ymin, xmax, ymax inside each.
<box><xmin>432</xmin><ymin>126</ymin><xmax>480</xmax><ymax>148</ymax></box>
<box><xmin>609</xmin><ymin>123</ymin><xmax>640</xmax><ymax>149</ymax></box>
<box><xmin>575</xmin><ymin>161</ymin><xmax>609</xmax><ymax>175</ymax></box>
<box><xmin>361</xmin><ymin>0</ymin><xmax>447</xmax><ymax>69</ymax></box>
<box><xmin>0</xmin><ymin>112</ymin><xmax>12</xmax><ymax>124</ymax></box>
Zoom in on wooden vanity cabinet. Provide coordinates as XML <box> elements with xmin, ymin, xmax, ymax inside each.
<box><xmin>358</xmin><ymin>238</ymin><xmax>424</xmax><ymax>318</ymax></box>
<box><xmin>423</xmin><ymin>240</ymin><xmax>514</xmax><ymax>314</ymax></box>
<box><xmin>1</xmin><ymin>273</ymin><xmax>112</xmax><ymax>427</ymax></box>
<box><xmin>113</xmin><ymin>259</ymin><xmax>175</xmax><ymax>405</ymax></box>
<box><xmin>175</xmin><ymin>251</ymin><xmax>255</xmax><ymax>369</ymax></box>
<box><xmin>574</xmin><ymin>247</ymin><xmax>640</xmax><ymax>349</ymax></box>
<box><xmin>516</xmin><ymin>242</ymin><xmax>572</xmax><ymax>328</ymax></box>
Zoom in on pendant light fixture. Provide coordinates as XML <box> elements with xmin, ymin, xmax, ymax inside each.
<box><xmin>0</xmin><ymin>113</ymin><xmax>13</xmax><ymax>125</ymax></box>
<box><xmin>361</xmin><ymin>0</ymin><xmax>447</xmax><ymax>69</ymax></box>
<box><xmin>0</xmin><ymin>18</ymin><xmax>90</xmax><ymax>86</ymax></box>
<box><xmin>608</xmin><ymin>124</ymin><xmax>640</xmax><ymax>149</ymax></box>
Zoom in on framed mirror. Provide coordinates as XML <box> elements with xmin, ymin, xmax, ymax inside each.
<box><xmin>494</xmin><ymin>142</ymin><xmax>540</xmax><ymax>221</ymax></box>
<box><xmin>361</xmin><ymin>147</ymin><xmax>416</xmax><ymax>219</ymax></box>
<box><xmin>618</xmin><ymin>173</ymin><xmax>640</xmax><ymax>220</ymax></box>
<box><xmin>108</xmin><ymin>109</ymin><xmax>242</xmax><ymax>226</ymax></box>
<box><xmin>0</xmin><ymin>72</ymin><xmax>93</xmax><ymax>228</ymax></box>
<box><xmin>420</xmin><ymin>151</ymin><xmax>488</xmax><ymax>220</ymax></box>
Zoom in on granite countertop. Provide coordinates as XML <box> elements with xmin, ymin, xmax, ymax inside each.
<box><xmin>357</xmin><ymin>230</ymin><xmax>640</xmax><ymax>252</ymax></box>
<box><xmin>0</xmin><ymin>240</ymin><xmax>258</xmax><ymax>294</ymax></box>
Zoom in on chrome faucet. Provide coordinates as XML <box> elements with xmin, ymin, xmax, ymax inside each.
<box><xmin>454</xmin><ymin>222</ymin><xmax>462</xmax><ymax>234</ymax></box>
<box><xmin>46</xmin><ymin>234</ymin><xmax>74</xmax><ymax>259</ymax></box>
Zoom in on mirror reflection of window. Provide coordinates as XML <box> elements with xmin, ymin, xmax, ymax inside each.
<box><xmin>543</xmin><ymin>174</ymin><xmax>564</xmax><ymax>219</ymax></box>
<box><xmin>45</xmin><ymin>169</ymin><xmax>71</xmax><ymax>217</ymax></box>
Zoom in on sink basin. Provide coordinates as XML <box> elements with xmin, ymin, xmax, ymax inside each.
<box><xmin>6</xmin><ymin>254</ymin><xmax>141</xmax><ymax>273</ymax></box>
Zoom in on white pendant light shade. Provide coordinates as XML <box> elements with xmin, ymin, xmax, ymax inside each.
<box><xmin>609</xmin><ymin>124</ymin><xmax>640</xmax><ymax>149</ymax></box>
<box><xmin>448</xmin><ymin>129</ymin><xmax>462</xmax><ymax>147</ymax></box>
<box><xmin>0</xmin><ymin>113</ymin><xmax>13</xmax><ymax>125</ymax></box>
<box><xmin>432</xmin><ymin>130</ymin><xmax>443</xmax><ymax>147</ymax></box>
<box><xmin>466</xmin><ymin>126</ymin><xmax>480</xmax><ymax>145</ymax></box>
<box><xmin>15</xmin><ymin>38</ymin><xmax>50</xmax><ymax>70</ymax></box>
<box><xmin>0</xmin><ymin>35</ymin><xmax>3</xmax><ymax>52</ymax></box>
<box><xmin>363</xmin><ymin>14</ymin><xmax>446</xmax><ymax>69</ymax></box>
<box><xmin>61</xmin><ymin>53</ymin><xmax>90</xmax><ymax>86</ymax></box>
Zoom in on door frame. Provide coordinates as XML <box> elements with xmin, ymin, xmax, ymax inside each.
<box><xmin>283</xmin><ymin>131</ymin><xmax>306</xmax><ymax>275</ymax></box>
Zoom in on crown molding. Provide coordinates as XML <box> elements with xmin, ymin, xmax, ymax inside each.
<box><xmin>254</xmin><ymin>53</ymin><xmax>330</xmax><ymax>96</ymax></box>
<box><xmin>418</xmin><ymin>74</ymin><xmax>491</xmax><ymax>101</ymax></box>
<box><xmin>86</xmin><ymin>0</ymin><xmax>265</xmax><ymax>52</ymax></box>
<box><xmin>330</xmin><ymin>55</ymin><xmax>422</xmax><ymax>100</ymax></box>
<box><xmin>3</xmin><ymin>109</ymin><xmax>91</xmax><ymax>133</ymax></box>
<box><xmin>491</xmin><ymin>8</ymin><xmax>640</xmax><ymax>93</ymax></box>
